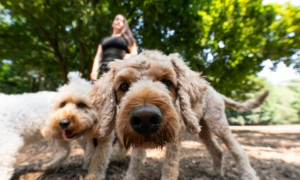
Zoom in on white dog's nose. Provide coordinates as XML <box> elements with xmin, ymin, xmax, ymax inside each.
<box><xmin>59</xmin><ymin>119</ymin><xmax>70</xmax><ymax>129</ymax></box>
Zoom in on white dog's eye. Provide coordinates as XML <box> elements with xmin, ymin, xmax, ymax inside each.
<box><xmin>77</xmin><ymin>103</ymin><xmax>86</xmax><ymax>108</ymax></box>
<box><xmin>120</xmin><ymin>82</ymin><xmax>129</xmax><ymax>92</ymax></box>
<box><xmin>162</xmin><ymin>79</ymin><xmax>172</xmax><ymax>89</ymax></box>
<box><xmin>60</xmin><ymin>102</ymin><xmax>66</xmax><ymax>108</ymax></box>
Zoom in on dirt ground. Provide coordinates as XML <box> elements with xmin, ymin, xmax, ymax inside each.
<box><xmin>12</xmin><ymin>125</ymin><xmax>300</xmax><ymax>180</ymax></box>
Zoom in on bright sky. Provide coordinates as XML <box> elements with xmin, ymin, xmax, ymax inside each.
<box><xmin>262</xmin><ymin>0</ymin><xmax>300</xmax><ymax>6</ymax></box>
<box><xmin>258</xmin><ymin>0</ymin><xmax>300</xmax><ymax>85</ymax></box>
<box><xmin>257</xmin><ymin>60</ymin><xmax>299</xmax><ymax>85</ymax></box>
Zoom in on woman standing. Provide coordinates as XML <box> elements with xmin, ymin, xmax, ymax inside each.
<box><xmin>90</xmin><ymin>14</ymin><xmax>138</xmax><ymax>80</ymax></box>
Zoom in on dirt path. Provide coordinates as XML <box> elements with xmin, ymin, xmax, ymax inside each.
<box><xmin>12</xmin><ymin>125</ymin><xmax>300</xmax><ymax>180</ymax></box>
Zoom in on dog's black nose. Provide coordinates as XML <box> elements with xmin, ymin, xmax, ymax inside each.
<box><xmin>59</xmin><ymin>119</ymin><xmax>70</xmax><ymax>129</ymax></box>
<box><xmin>129</xmin><ymin>105</ymin><xmax>164</xmax><ymax>135</ymax></box>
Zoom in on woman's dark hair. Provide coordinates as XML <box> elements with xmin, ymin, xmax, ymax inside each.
<box><xmin>115</xmin><ymin>14</ymin><xmax>136</xmax><ymax>47</ymax></box>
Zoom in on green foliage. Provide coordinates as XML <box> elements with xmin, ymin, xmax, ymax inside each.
<box><xmin>0</xmin><ymin>0</ymin><xmax>299</xmax><ymax>97</ymax></box>
<box><xmin>227</xmin><ymin>77</ymin><xmax>300</xmax><ymax>125</ymax></box>
<box><xmin>0</xmin><ymin>60</ymin><xmax>46</xmax><ymax>93</ymax></box>
<box><xmin>0</xmin><ymin>62</ymin><xmax>27</xmax><ymax>93</ymax></box>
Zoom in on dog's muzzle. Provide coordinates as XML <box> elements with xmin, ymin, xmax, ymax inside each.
<box><xmin>59</xmin><ymin>119</ymin><xmax>70</xmax><ymax>129</ymax></box>
<box><xmin>129</xmin><ymin>105</ymin><xmax>164</xmax><ymax>135</ymax></box>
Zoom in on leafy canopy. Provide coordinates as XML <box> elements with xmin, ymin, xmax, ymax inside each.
<box><xmin>0</xmin><ymin>0</ymin><xmax>299</xmax><ymax>98</ymax></box>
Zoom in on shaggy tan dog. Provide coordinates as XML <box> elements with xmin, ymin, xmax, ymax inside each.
<box><xmin>88</xmin><ymin>50</ymin><xmax>268</xmax><ymax>180</ymax></box>
<box><xmin>42</xmin><ymin>72</ymin><xmax>113</xmax><ymax>180</ymax></box>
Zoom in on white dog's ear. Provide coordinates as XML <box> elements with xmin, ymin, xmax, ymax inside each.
<box><xmin>170</xmin><ymin>53</ymin><xmax>208</xmax><ymax>134</ymax></box>
<box><xmin>88</xmin><ymin>70</ymin><xmax>117</xmax><ymax>137</ymax></box>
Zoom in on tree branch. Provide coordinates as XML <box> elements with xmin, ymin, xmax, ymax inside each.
<box><xmin>196</xmin><ymin>63</ymin><xmax>205</xmax><ymax>75</ymax></box>
<box><xmin>78</xmin><ymin>39</ymin><xmax>86</xmax><ymax>74</ymax></box>
<box><xmin>19</xmin><ymin>4</ymin><xmax>67</xmax><ymax>83</ymax></box>
<box><xmin>126</xmin><ymin>1</ymin><xmax>144</xmax><ymax>19</ymax></box>
<box><xmin>92</xmin><ymin>0</ymin><xmax>101</xmax><ymax>5</ymax></box>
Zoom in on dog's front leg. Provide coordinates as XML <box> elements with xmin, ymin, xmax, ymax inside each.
<box><xmin>82</xmin><ymin>137</ymin><xmax>95</xmax><ymax>170</ymax></box>
<box><xmin>124</xmin><ymin>148</ymin><xmax>146</xmax><ymax>180</ymax></box>
<box><xmin>161</xmin><ymin>139</ymin><xmax>181</xmax><ymax>180</ymax></box>
<box><xmin>110</xmin><ymin>140</ymin><xmax>127</xmax><ymax>161</ymax></box>
<box><xmin>110</xmin><ymin>139</ymin><xmax>128</xmax><ymax>162</ymax></box>
<box><xmin>0</xmin><ymin>134</ymin><xmax>24</xmax><ymax>180</ymax></box>
<box><xmin>161</xmin><ymin>119</ymin><xmax>185</xmax><ymax>180</ymax></box>
<box><xmin>42</xmin><ymin>140</ymin><xmax>71</xmax><ymax>170</ymax></box>
<box><xmin>84</xmin><ymin>134</ymin><xmax>113</xmax><ymax>180</ymax></box>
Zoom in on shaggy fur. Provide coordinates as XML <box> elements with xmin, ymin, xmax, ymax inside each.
<box><xmin>89</xmin><ymin>50</ymin><xmax>268</xmax><ymax>180</ymax></box>
<box><xmin>0</xmin><ymin>73</ymin><xmax>94</xmax><ymax>180</ymax></box>
<box><xmin>41</xmin><ymin>72</ymin><xmax>113</xmax><ymax>180</ymax></box>
<box><xmin>0</xmin><ymin>91</ymin><xmax>55</xmax><ymax>180</ymax></box>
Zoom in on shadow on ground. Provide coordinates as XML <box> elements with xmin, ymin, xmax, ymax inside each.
<box><xmin>12</xmin><ymin>127</ymin><xmax>300</xmax><ymax>180</ymax></box>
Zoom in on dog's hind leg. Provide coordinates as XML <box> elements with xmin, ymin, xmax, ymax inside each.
<box><xmin>0</xmin><ymin>133</ymin><xmax>24</xmax><ymax>180</ymax></box>
<box><xmin>124</xmin><ymin>148</ymin><xmax>146</xmax><ymax>180</ymax></box>
<box><xmin>205</xmin><ymin>113</ymin><xmax>258</xmax><ymax>180</ymax></box>
<box><xmin>41</xmin><ymin>140</ymin><xmax>71</xmax><ymax>170</ymax></box>
<box><xmin>199</xmin><ymin>120</ymin><xmax>224</xmax><ymax>176</ymax></box>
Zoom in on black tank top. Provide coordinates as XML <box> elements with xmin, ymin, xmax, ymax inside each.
<box><xmin>100</xmin><ymin>35</ymin><xmax>129</xmax><ymax>65</ymax></box>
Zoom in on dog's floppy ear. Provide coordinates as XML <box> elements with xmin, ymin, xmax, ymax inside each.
<box><xmin>88</xmin><ymin>68</ymin><xmax>117</xmax><ymax>137</ymax></box>
<box><xmin>169</xmin><ymin>53</ymin><xmax>208</xmax><ymax>134</ymax></box>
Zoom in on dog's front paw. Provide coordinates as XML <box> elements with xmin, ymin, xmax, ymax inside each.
<box><xmin>84</xmin><ymin>173</ymin><xmax>105</xmax><ymax>180</ymax></box>
<box><xmin>41</xmin><ymin>164</ymin><xmax>53</xmax><ymax>171</ymax></box>
<box><xmin>84</xmin><ymin>174</ymin><xmax>96</xmax><ymax>180</ymax></box>
<box><xmin>241</xmin><ymin>172</ymin><xmax>259</xmax><ymax>180</ymax></box>
<box><xmin>110</xmin><ymin>151</ymin><xmax>127</xmax><ymax>162</ymax></box>
<box><xmin>123</xmin><ymin>177</ymin><xmax>134</xmax><ymax>180</ymax></box>
<box><xmin>240</xmin><ymin>166</ymin><xmax>259</xmax><ymax>180</ymax></box>
<box><xmin>123</xmin><ymin>174</ymin><xmax>139</xmax><ymax>180</ymax></box>
<box><xmin>206</xmin><ymin>168</ymin><xmax>224</xmax><ymax>177</ymax></box>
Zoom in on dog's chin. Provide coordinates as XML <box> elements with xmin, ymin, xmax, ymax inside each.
<box><xmin>135</xmin><ymin>141</ymin><xmax>168</xmax><ymax>149</ymax></box>
<box><xmin>121</xmin><ymin>132</ymin><xmax>176</xmax><ymax>150</ymax></box>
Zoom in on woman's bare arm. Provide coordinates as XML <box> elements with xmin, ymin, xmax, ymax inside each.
<box><xmin>123</xmin><ymin>42</ymin><xmax>138</xmax><ymax>59</ymax></box>
<box><xmin>90</xmin><ymin>45</ymin><xmax>102</xmax><ymax>81</ymax></box>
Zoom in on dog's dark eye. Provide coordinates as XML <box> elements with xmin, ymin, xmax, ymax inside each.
<box><xmin>77</xmin><ymin>103</ymin><xmax>86</xmax><ymax>108</ymax></box>
<box><xmin>162</xmin><ymin>79</ymin><xmax>172</xmax><ymax>89</ymax></box>
<box><xmin>120</xmin><ymin>82</ymin><xmax>129</xmax><ymax>92</ymax></box>
<box><xmin>60</xmin><ymin>102</ymin><xmax>66</xmax><ymax>108</ymax></box>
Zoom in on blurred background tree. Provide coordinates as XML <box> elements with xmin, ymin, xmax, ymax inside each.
<box><xmin>226</xmin><ymin>76</ymin><xmax>300</xmax><ymax>125</ymax></box>
<box><xmin>0</xmin><ymin>0</ymin><xmax>300</xmax><ymax>124</ymax></box>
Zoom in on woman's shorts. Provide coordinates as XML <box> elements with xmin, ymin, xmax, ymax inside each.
<box><xmin>99</xmin><ymin>65</ymin><xmax>110</xmax><ymax>76</ymax></box>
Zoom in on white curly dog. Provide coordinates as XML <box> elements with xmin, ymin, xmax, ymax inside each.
<box><xmin>41</xmin><ymin>72</ymin><xmax>113</xmax><ymax>180</ymax></box>
<box><xmin>0</xmin><ymin>72</ymin><xmax>96</xmax><ymax>180</ymax></box>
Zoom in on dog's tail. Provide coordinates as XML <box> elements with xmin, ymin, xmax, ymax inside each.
<box><xmin>221</xmin><ymin>91</ymin><xmax>269</xmax><ymax>112</ymax></box>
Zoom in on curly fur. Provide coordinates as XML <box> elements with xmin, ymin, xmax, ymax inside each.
<box><xmin>41</xmin><ymin>71</ymin><xmax>97</xmax><ymax>140</ymax></box>
<box><xmin>0</xmin><ymin>72</ymin><xmax>109</xmax><ymax>180</ymax></box>
<box><xmin>41</xmin><ymin>71</ymin><xmax>113</xmax><ymax>180</ymax></box>
<box><xmin>0</xmin><ymin>91</ymin><xmax>90</xmax><ymax>179</ymax></box>
<box><xmin>0</xmin><ymin>91</ymin><xmax>56</xmax><ymax>180</ymax></box>
<box><xmin>89</xmin><ymin>50</ymin><xmax>268</xmax><ymax>180</ymax></box>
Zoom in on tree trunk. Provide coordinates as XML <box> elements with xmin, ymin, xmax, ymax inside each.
<box><xmin>31</xmin><ymin>77</ymin><xmax>36</xmax><ymax>92</ymax></box>
<box><xmin>78</xmin><ymin>39</ymin><xmax>86</xmax><ymax>74</ymax></box>
<box><xmin>39</xmin><ymin>75</ymin><xmax>44</xmax><ymax>91</ymax></box>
